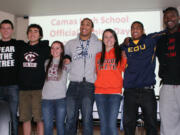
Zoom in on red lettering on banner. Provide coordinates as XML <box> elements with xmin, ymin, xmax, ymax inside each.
<box><xmin>101</xmin><ymin>16</ymin><xmax>129</xmax><ymax>24</ymax></box>
<box><xmin>51</xmin><ymin>19</ymin><xmax>77</xmax><ymax>26</ymax></box>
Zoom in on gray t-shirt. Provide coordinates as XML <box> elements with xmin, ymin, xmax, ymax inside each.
<box><xmin>42</xmin><ymin>58</ymin><xmax>69</xmax><ymax>99</ymax></box>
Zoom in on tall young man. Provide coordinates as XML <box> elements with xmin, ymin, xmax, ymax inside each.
<box><xmin>122</xmin><ymin>21</ymin><xmax>165</xmax><ymax>135</ymax></box>
<box><xmin>18</xmin><ymin>24</ymin><xmax>50</xmax><ymax>135</ymax></box>
<box><xmin>0</xmin><ymin>19</ymin><xmax>22</xmax><ymax>135</ymax></box>
<box><xmin>156</xmin><ymin>7</ymin><xmax>180</xmax><ymax>135</ymax></box>
<box><xmin>65</xmin><ymin>18</ymin><xmax>101</xmax><ymax>135</ymax></box>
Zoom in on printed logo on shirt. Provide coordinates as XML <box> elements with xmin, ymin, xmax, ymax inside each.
<box><xmin>128</xmin><ymin>44</ymin><xmax>146</xmax><ymax>53</ymax></box>
<box><xmin>97</xmin><ymin>58</ymin><xmax>117</xmax><ymax>70</ymax></box>
<box><xmin>23</xmin><ymin>52</ymin><xmax>39</xmax><ymax>67</ymax></box>
<box><xmin>47</xmin><ymin>64</ymin><xmax>58</xmax><ymax>81</ymax></box>
<box><xmin>0</xmin><ymin>46</ymin><xmax>15</xmax><ymax>67</ymax></box>
<box><xmin>72</xmin><ymin>45</ymin><xmax>92</xmax><ymax>60</ymax></box>
<box><xmin>47</xmin><ymin>64</ymin><xmax>67</xmax><ymax>81</ymax></box>
<box><xmin>167</xmin><ymin>38</ymin><xmax>176</xmax><ymax>57</ymax></box>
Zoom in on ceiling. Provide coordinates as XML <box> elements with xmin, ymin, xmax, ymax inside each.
<box><xmin>0</xmin><ymin>0</ymin><xmax>180</xmax><ymax>17</ymax></box>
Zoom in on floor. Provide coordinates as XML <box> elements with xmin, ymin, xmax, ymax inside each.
<box><xmin>18</xmin><ymin>121</ymin><xmax>160</xmax><ymax>135</ymax></box>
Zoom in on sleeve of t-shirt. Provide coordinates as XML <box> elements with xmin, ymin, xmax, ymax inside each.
<box><xmin>40</xmin><ymin>40</ymin><xmax>50</xmax><ymax>59</ymax></box>
<box><xmin>16</xmin><ymin>40</ymin><xmax>25</xmax><ymax>56</ymax></box>
<box><xmin>64</xmin><ymin>64</ymin><xmax>71</xmax><ymax>73</ymax></box>
<box><xmin>16</xmin><ymin>40</ymin><xmax>26</xmax><ymax>70</ymax></box>
<box><xmin>44</xmin><ymin>59</ymin><xmax>50</xmax><ymax>72</ymax></box>
<box><xmin>156</xmin><ymin>38</ymin><xmax>162</xmax><ymax>58</ymax></box>
<box><xmin>147</xmin><ymin>30</ymin><xmax>167</xmax><ymax>43</ymax></box>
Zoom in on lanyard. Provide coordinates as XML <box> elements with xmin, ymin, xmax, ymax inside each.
<box><xmin>79</xmin><ymin>39</ymin><xmax>90</xmax><ymax>57</ymax></box>
<box><xmin>79</xmin><ymin>39</ymin><xmax>90</xmax><ymax>81</ymax></box>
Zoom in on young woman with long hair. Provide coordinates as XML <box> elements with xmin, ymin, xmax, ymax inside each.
<box><xmin>42</xmin><ymin>41</ymin><xmax>69</xmax><ymax>135</ymax></box>
<box><xmin>95</xmin><ymin>29</ymin><xmax>126</xmax><ymax>135</ymax></box>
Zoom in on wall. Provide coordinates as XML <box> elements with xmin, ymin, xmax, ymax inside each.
<box><xmin>15</xmin><ymin>17</ymin><xmax>29</xmax><ymax>41</ymax></box>
<box><xmin>0</xmin><ymin>10</ymin><xmax>29</xmax><ymax>41</ymax></box>
<box><xmin>178</xmin><ymin>6</ymin><xmax>180</xmax><ymax>12</ymax></box>
<box><xmin>0</xmin><ymin>11</ymin><xmax>15</xmax><ymax>38</ymax></box>
<box><xmin>13</xmin><ymin>5</ymin><xmax>180</xmax><ymax>42</ymax></box>
<box><xmin>0</xmin><ymin>11</ymin><xmax>15</xmax><ymax>23</ymax></box>
<box><xmin>0</xmin><ymin>5</ymin><xmax>180</xmax><ymax>41</ymax></box>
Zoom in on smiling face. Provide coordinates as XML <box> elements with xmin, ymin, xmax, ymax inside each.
<box><xmin>0</xmin><ymin>23</ymin><xmax>13</xmax><ymax>41</ymax></box>
<box><xmin>80</xmin><ymin>19</ymin><xmax>93</xmax><ymax>40</ymax></box>
<box><xmin>131</xmin><ymin>22</ymin><xmax>144</xmax><ymax>40</ymax></box>
<box><xmin>27</xmin><ymin>27</ymin><xmax>41</xmax><ymax>45</ymax></box>
<box><xmin>103</xmin><ymin>31</ymin><xmax>115</xmax><ymax>51</ymax></box>
<box><xmin>51</xmin><ymin>42</ymin><xmax>63</xmax><ymax>58</ymax></box>
<box><xmin>164</xmin><ymin>10</ymin><xmax>180</xmax><ymax>33</ymax></box>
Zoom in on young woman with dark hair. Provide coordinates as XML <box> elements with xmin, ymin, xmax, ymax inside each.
<box><xmin>45</xmin><ymin>41</ymin><xmax>64</xmax><ymax>79</ymax></box>
<box><xmin>42</xmin><ymin>41</ymin><xmax>69</xmax><ymax>135</ymax></box>
<box><xmin>95</xmin><ymin>29</ymin><xmax>126</xmax><ymax>135</ymax></box>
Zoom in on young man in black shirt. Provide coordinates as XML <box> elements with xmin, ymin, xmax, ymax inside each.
<box><xmin>0</xmin><ymin>19</ymin><xmax>22</xmax><ymax>135</ymax></box>
<box><xmin>18</xmin><ymin>24</ymin><xmax>50</xmax><ymax>135</ymax></box>
<box><xmin>156</xmin><ymin>7</ymin><xmax>180</xmax><ymax>135</ymax></box>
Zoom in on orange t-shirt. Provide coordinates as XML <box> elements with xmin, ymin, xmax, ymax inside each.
<box><xmin>95</xmin><ymin>48</ymin><xmax>127</xmax><ymax>94</ymax></box>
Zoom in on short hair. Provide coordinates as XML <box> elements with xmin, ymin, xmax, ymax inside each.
<box><xmin>0</xmin><ymin>19</ymin><xmax>14</xmax><ymax>29</ymax></box>
<box><xmin>81</xmin><ymin>18</ymin><xmax>94</xmax><ymax>28</ymax></box>
<box><xmin>131</xmin><ymin>21</ymin><xmax>144</xmax><ymax>30</ymax></box>
<box><xmin>27</xmin><ymin>24</ymin><xmax>43</xmax><ymax>39</ymax></box>
<box><xmin>163</xmin><ymin>7</ymin><xmax>179</xmax><ymax>16</ymax></box>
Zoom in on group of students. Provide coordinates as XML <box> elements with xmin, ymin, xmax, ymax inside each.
<box><xmin>0</xmin><ymin>6</ymin><xmax>179</xmax><ymax>135</ymax></box>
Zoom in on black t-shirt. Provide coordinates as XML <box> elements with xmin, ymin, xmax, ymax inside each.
<box><xmin>18</xmin><ymin>40</ymin><xmax>50</xmax><ymax>90</ymax></box>
<box><xmin>156</xmin><ymin>26</ymin><xmax>180</xmax><ymax>84</ymax></box>
<box><xmin>0</xmin><ymin>39</ymin><xmax>23</xmax><ymax>86</ymax></box>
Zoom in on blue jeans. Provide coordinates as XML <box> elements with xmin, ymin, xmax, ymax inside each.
<box><xmin>95</xmin><ymin>94</ymin><xmax>122</xmax><ymax>135</ymax></box>
<box><xmin>65</xmin><ymin>81</ymin><xmax>94</xmax><ymax>135</ymax></box>
<box><xmin>42</xmin><ymin>98</ymin><xmax>66</xmax><ymax>135</ymax></box>
<box><xmin>0</xmin><ymin>85</ymin><xmax>19</xmax><ymax>135</ymax></box>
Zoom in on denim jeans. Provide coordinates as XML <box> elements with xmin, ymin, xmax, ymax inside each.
<box><xmin>123</xmin><ymin>88</ymin><xmax>157</xmax><ymax>135</ymax></box>
<box><xmin>65</xmin><ymin>81</ymin><xmax>94</xmax><ymax>135</ymax></box>
<box><xmin>42</xmin><ymin>98</ymin><xmax>66</xmax><ymax>135</ymax></box>
<box><xmin>0</xmin><ymin>85</ymin><xmax>19</xmax><ymax>135</ymax></box>
<box><xmin>95</xmin><ymin>94</ymin><xmax>122</xmax><ymax>135</ymax></box>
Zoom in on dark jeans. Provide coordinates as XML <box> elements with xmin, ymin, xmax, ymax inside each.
<box><xmin>123</xmin><ymin>88</ymin><xmax>157</xmax><ymax>135</ymax></box>
<box><xmin>95</xmin><ymin>94</ymin><xmax>122</xmax><ymax>135</ymax></box>
<box><xmin>0</xmin><ymin>85</ymin><xmax>19</xmax><ymax>135</ymax></box>
<box><xmin>42</xmin><ymin>98</ymin><xmax>66</xmax><ymax>135</ymax></box>
<box><xmin>65</xmin><ymin>81</ymin><xmax>94</xmax><ymax>135</ymax></box>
